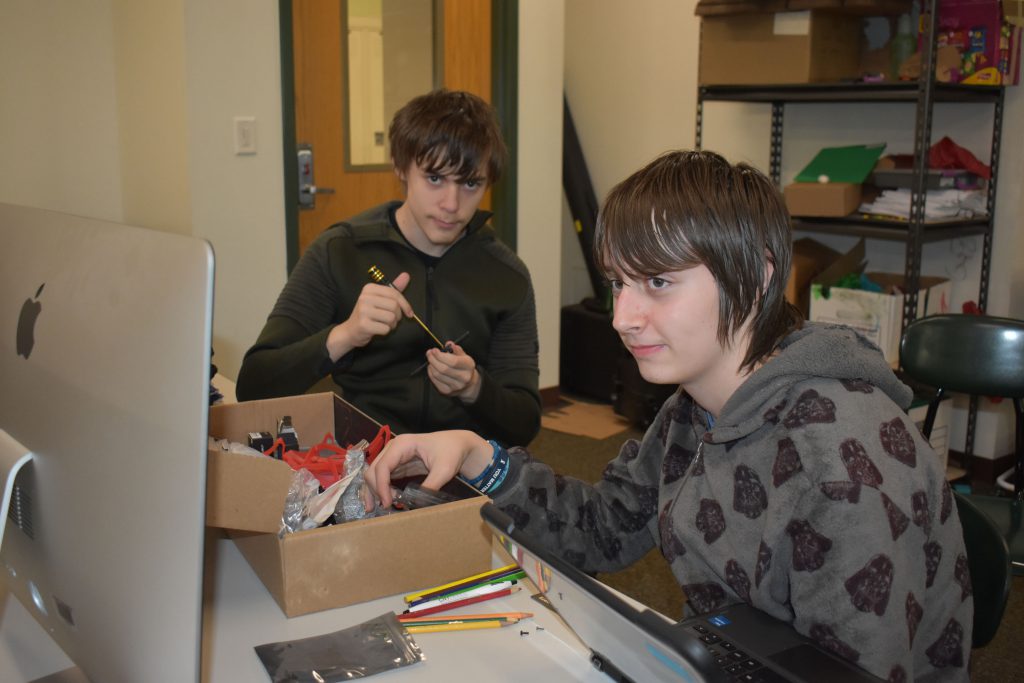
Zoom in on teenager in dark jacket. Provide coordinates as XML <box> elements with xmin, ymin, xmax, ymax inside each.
<box><xmin>237</xmin><ymin>90</ymin><xmax>541</xmax><ymax>447</ymax></box>
<box><xmin>364</xmin><ymin>151</ymin><xmax>972</xmax><ymax>681</ymax></box>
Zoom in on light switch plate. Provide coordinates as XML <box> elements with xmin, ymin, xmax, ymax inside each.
<box><xmin>234</xmin><ymin>116</ymin><xmax>257</xmax><ymax>155</ymax></box>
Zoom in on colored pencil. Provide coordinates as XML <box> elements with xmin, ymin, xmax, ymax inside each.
<box><xmin>403</xmin><ymin>586</ymin><xmax>519</xmax><ymax>618</ymax></box>
<box><xmin>406</xmin><ymin>581</ymin><xmax>514</xmax><ymax>614</ymax></box>
<box><xmin>403</xmin><ymin>563</ymin><xmax>519</xmax><ymax>603</ymax></box>
<box><xmin>404</xmin><ymin>620</ymin><xmax>507</xmax><ymax>634</ymax></box>
<box><xmin>397</xmin><ymin>615</ymin><xmax>525</xmax><ymax>627</ymax></box>
<box><xmin>407</xmin><ymin>570</ymin><xmax>526</xmax><ymax>607</ymax></box>
<box><xmin>407</xmin><ymin>566</ymin><xmax>525</xmax><ymax>604</ymax></box>
<box><xmin>397</xmin><ymin>611</ymin><xmax>533</xmax><ymax>624</ymax></box>
<box><xmin>401</xmin><ymin>617</ymin><xmax>523</xmax><ymax>629</ymax></box>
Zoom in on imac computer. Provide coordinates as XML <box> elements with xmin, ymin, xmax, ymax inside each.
<box><xmin>0</xmin><ymin>203</ymin><xmax>214</xmax><ymax>682</ymax></box>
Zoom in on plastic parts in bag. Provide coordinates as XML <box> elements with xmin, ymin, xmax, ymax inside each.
<box><xmin>279</xmin><ymin>469</ymin><xmax>322</xmax><ymax>536</ymax></box>
<box><xmin>336</xmin><ymin>442</ymin><xmax>371</xmax><ymax>523</ymax></box>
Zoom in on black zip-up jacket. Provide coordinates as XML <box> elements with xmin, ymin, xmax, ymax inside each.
<box><xmin>236</xmin><ymin>201</ymin><xmax>541</xmax><ymax>446</ymax></box>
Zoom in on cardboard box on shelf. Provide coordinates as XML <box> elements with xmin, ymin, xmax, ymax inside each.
<box><xmin>785</xmin><ymin>143</ymin><xmax>885</xmax><ymax>216</ymax></box>
<box><xmin>808</xmin><ymin>240</ymin><xmax>951</xmax><ymax>364</ymax></box>
<box><xmin>784</xmin><ymin>181</ymin><xmax>863</xmax><ymax>217</ymax></box>
<box><xmin>697</xmin><ymin>9</ymin><xmax>865</xmax><ymax>85</ymax></box>
<box><xmin>787</xmin><ymin>238</ymin><xmax>844</xmax><ymax>316</ymax></box>
<box><xmin>206</xmin><ymin>392</ymin><xmax>492</xmax><ymax>617</ymax></box>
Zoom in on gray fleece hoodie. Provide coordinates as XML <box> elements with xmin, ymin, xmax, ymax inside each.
<box><xmin>492</xmin><ymin>323</ymin><xmax>971</xmax><ymax>682</ymax></box>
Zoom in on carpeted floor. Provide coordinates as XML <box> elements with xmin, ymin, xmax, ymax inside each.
<box><xmin>526</xmin><ymin>416</ymin><xmax>1024</xmax><ymax>681</ymax></box>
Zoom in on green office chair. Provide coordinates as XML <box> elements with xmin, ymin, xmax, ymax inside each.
<box><xmin>900</xmin><ymin>314</ymin><xmax>1022</xmax><ymax>646</ymax></box>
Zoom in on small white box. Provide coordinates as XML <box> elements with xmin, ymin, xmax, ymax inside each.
<box><xmin>809</xmin><ymin>273</ymin><xmax>951</xmax><ymax>365</ymax></box>
<box><xmin>907</xmin><ymin>397</ymin><xmax>952</xmax><ymax>472</ymax></box>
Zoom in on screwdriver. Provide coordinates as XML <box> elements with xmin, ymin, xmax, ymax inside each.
<box><xmin>367</xmin><ymin>265</ymin><xmax>446</xmax><ymax>350</ymax></box>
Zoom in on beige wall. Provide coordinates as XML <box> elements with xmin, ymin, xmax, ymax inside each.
<box><xmin>182</xmin><ymin>0</ymin><xmax>288</xmax><ymax>379</ymax></box>
<box><xmin>114</xmin><ymin>0</ymin><xmax>192</xmax><ymax>235</ymax></box>
<box><xmin>561</xmin><ymin>0</ymin><xmax>698</xmax><ymax>306</ymax></box>
<box><xmin>0</xmin><ymin>1</ymin><xmax>124</xmax><ymax>220</ymax></box>
<box><xmin>518</xmin><ymin>0</ymin><xmax>566</xmax><ymax>391</ymax></box>
<box><xmin>0</xmin><ymin>0</ymin><xmax>287</xmax><ymax>379</ymax></box>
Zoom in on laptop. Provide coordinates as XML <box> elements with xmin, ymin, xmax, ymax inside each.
<box><xmin>480</xmin><ymin>503</ymin><xmax>883</xmax><ymax>683</ymax></box>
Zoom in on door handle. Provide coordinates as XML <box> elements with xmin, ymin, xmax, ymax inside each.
<box><xmin>301</xmin><ymin>184</ymin><xmax>335</xmax><ymax>195</ymax></box>
<box><xmin>297</xmin><ymin>144</ymin><xmax>334</xmax><ymax>209</ymax></box>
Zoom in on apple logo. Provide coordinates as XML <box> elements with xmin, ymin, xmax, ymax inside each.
<box><xmin>17</xmin><ymin>283</ymin><xmax>44</xmax><ymax>359</ymax></box>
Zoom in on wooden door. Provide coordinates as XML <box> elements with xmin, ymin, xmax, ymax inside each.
<box><xmin>290</xmin><ymin>0</ymin><xmax>492</xmax><ymax>260</ymax></box>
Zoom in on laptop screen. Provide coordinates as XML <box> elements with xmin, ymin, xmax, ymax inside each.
<box><xmin>481</xmin><ymin>503</ymin><xmax>728</xmax><ymax>683</ymax></box>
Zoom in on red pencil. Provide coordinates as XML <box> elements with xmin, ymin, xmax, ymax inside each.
<box><xmin>402</xmin><ymin>586</ymin><xmax>519</xmax><ymax>617</ymax></box>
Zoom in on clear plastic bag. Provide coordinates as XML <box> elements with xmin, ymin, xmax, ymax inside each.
<box><xmin>336</xmin><ymin>443</ymin><xmax>368</xmax><ymax>522</ymax></box>
<box><xmin>254</xmin><ymin>612</ymin><xmax>424</xmax><ymax>682</ymax></box>
<box><xmin>279</xmin><ymin>469</ymin><xmax>322</xmax><ymax>536</ymax></box>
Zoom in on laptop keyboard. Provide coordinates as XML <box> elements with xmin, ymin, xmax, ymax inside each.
<box><xmin>691</xmin><ymin>623</ymin><xmax>790</xmax><ymax>683</ymax></box>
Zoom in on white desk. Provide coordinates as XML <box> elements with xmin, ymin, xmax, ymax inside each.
<box><xmin>1</xmin><ymin>533</ymin><xmax>608</xmax><ymax>682</ymax></box>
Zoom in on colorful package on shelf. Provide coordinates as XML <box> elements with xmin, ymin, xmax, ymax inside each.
<box><xmin>919</xmin><ymin>0</ymin><xmax>1022</xmax><ymax>84</ymax></box>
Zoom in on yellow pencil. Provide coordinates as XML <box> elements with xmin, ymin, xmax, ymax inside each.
<box><xmin>403</xmin><ymin>564</ymin><xmax>519</xmax><ymax>603</ymax></box>
<box><xmin>404</xmin><ymin>620</ymin><xmax>505</xmax><ymax>634</ymax></box>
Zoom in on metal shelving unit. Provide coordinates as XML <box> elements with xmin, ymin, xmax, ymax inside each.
<box><xmin>694</xmin><ymin>4</ymin><xmax>1006</xmax><ymax>460</ymax></box>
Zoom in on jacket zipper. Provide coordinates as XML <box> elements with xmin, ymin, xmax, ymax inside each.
<box><xmin>417</xmin><ymin>265</ymin><xmax>438</xmax><ymax>431</ymax></box>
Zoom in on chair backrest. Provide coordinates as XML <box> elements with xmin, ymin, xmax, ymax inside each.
<box><xmin>953</xmin><ymin>492</ymin><xmax>1012</xmax><ymax>648</ymax></box>
<box><xmin>902</xmin><ymin>314</ymin><xmax>1019</xmax><ymax>647</ymax></box>
<box><xmin>900</xmin><ymin>314</ymin><xmax>1024</xmax><ymax>399</ymax></box>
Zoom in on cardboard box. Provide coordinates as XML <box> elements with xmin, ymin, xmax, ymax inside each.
<box><xmin>787</xmin><ymin>238</ymin><xmax>843</xmax><ymax>316</ymax></box>
<box><xmin>907</xmin><ymin>395</ymin><xmax>953</xmax><ymax>472</ymax></box>
<box><xmin>206</xmin><ymin>393</ymin><xmax>492</xmax><ymax>617</ymax></box>
<box><xmin>809</xmin><ymin>272</ymin><xmax>952</xmax><ymax>364</ymax></box>
<box><xmin>784</xmin><ymin>181</ymin><xmax>863</xmax><ymax>217</ymax></box>
<box><xmin>698</xmin><ymin>10</ymin><xmax>864</xmax><ymax>85</ymax></box>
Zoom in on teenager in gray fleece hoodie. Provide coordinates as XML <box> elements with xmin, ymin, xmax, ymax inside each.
<box><xmin>364</xmin><ymin>150</ymin><xmax>972</xmax><ymax>681</ymax></box>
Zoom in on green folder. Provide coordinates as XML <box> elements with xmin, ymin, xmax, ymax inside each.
<box><xmin>795</xmin><ymin>143</ymin><xmax>887</xmax><ymax>184</ymax></box>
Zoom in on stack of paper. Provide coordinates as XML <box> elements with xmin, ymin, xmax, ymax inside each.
<box><xmin>859</xmin><ymin>188</ymin><xmax>986</xmax><ymax>221</ymax></box>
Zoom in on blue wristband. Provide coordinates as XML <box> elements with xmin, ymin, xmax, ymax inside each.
<box><xmin>478</xmin><ymin>452</ymin><xmax>510</xmax><ymax>494</ymax></box>
<box><xmin>464</xmin><ymin>440</ymin><xmax>501</xmax><ymax>487</ymax></box>
<box><xmin>478</xmin><ymin>445</ymin><xmax>510</xmax><ymax>494</ymax></box>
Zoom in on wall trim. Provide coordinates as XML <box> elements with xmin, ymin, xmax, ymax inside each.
<box><xmin>279</xmin><ymin>0</ymin><xmax>300</xmax><ymax>273</ymax></box>
<box><xmin>490</xmin><ymin>0</ymin><xmax>518</xmax><ymax>250</ymax></box>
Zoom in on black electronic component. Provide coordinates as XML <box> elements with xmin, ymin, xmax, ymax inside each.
<box><xmin>277</xmin><ymin>415</ymin><xmax>300</xmax><ymax>454</ymax></box>
<box><xmin>247</xmin><ymin>431</ymin><xmax>275</xmax><ymax>454</ymax></box>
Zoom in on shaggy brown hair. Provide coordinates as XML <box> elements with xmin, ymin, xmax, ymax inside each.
<box><xmin>389</xmin><ymin>89</ymin><xmax>506</xmax><ymax>185</ymax></box>
<box><xmin>595</xmin><ymin>149</ymin><xmax>802</xmax><ymax>372</ymax></box>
